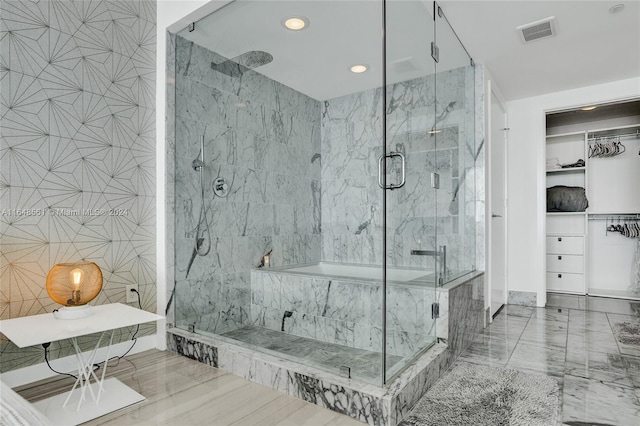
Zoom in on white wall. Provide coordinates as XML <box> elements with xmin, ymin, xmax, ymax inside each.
<box><xmin>156</xmin><ymin>1</ymin><xmax>231</xmax><ymax>350</ymax></box>
<box><xmin>505</xmin><ymin>77</ymin><xmax>640</xmax><ymax>307</ymax></box>
<box><xmin>483</xmin><ymin>65</ymin><xmax>508</xmax><ymax>317</ymax></box>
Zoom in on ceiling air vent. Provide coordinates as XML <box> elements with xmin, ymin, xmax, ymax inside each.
<box><xmin>517</xmin><ymin>16</ymin><xmax>556</xmax><ymax>43</ymax></box>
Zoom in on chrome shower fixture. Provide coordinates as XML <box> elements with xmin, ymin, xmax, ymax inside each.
<box><xmin>213</xmin><ymin>177</ymin><xmax>229</xmax><ymax>198</ymax></box>
<box><xmin>192</xmin><ymin>132</ymin><xmax>206</xmax><ymax>171</ymax></box>
<box><xmin>211</xmin><ymin>51</ymin><xmax>273</xmax><ymax>77</ymax></box>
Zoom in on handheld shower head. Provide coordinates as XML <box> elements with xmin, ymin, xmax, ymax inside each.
<box><xmin>192</xmin><ymin>158</ymin><xmax>204</xmax><ymax>171</ymax></box>
<box><xmin>192</xmin><ymin>131</ymin><xmax>206</xmax><ymax>171</ymax></box>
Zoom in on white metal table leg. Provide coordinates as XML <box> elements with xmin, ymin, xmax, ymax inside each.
<box><xmin>96</xmin><ymin>329</ymin><xmax>115</xmax><ymax>402</ymax></box>
<box><xmin>62</xmin><ymin>332</ymin><xmax>108</xmax><ymax>410</ymax></box>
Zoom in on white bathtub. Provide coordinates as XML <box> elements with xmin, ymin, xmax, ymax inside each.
<box><xmin>264</xmin><ymin>262</ymin><xmax>436</xmax><ymax>285</ymax></box>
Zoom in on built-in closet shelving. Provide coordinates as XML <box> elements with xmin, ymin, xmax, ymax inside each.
<box><xmin>545</xmin><ymin>131</ymin><xmax>588</xmax><ymax>294</ymax></box>
<box><xmin>545</xmin><ymin>100</ymin><xmax>640</xmax><ymax>300</ymax></box>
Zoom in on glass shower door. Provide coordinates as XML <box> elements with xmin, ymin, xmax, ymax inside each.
<box><xmin>434</xmin><ymin>3</ymin><xmax>477</xmax><ymax>282</ymax></box>
<box><xmin>383</xmin><ymin>0</ymin><xmax>438</xmax><ymax>382</ymax></box>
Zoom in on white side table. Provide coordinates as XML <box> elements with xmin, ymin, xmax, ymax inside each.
<box><xmin>0</xmin><ymin>303</ymin><xmax>163</xmax><ymax>425</ymax></box>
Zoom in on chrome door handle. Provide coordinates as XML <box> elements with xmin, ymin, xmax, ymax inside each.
<box><xmin>491</xmin><ymin>213</ymin><xmax>502</xmax><ymax>218</ymax></box>
<box><xmin>378</xmin><ymin>151</ymin><xmax>406</xmax><ymax>190</ymax></box>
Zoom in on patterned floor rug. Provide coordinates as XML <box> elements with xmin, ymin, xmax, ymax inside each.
<box><xmin>399</xmin><ymin>362</ymin><xmax>560</xmax><ymax>426</ymax></box>
<box><xmin>613</xmin><ymin>321</ymin><xmax>640</xmax><ymax>345</ymax></box>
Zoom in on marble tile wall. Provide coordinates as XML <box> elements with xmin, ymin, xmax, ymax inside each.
<box><xmin>474</xmin><ymin>65</ymin><xmax>486</xmax><ymax>271</ymax></box>
<box><xmin>172</xmin><ymin>36</ymin><xmax>322</xmax><ymax>333</ymax></box>
<box><xmin>250</xmin><ymin>270</ymin><xmax>438</xmax><ymax>358</ymax></box>
<box><xmin>0</xmin><ymin>0</ymin><xmax>157</xmax><ymax>372</ymax></box>
<box><xmin>320</xmin><ymin>67</ymin><xmax>479</xmax><ymax>276</ymax></box>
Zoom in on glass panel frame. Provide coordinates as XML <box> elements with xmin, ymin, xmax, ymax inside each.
<box><xmin>383</xmin><ymin>0</ymin><xmax>438</xmax><ymax>384</ymax></box>
<box><xmin>434</xmin><ymin>2</ymin><xmax>476</xmax><ymax>285</ymax></box>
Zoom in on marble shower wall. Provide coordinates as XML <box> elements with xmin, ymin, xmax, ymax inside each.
<box><xmin>321</xmin><ymin>67</ymin><xmax>478</xmax><ymax>274</ymax></box>
<box><xmin>173</xmin><ymin>36</ymin><xmax>321</xmax><ymax>333</ymax></box>
<box><xmin>250</xmin><ymin>269</ymin><xmax>439</xmax><ymax>358</ymax></box>
<box><xmin>0</xmin><ymin>0</ymin><xmax>157</xmax><ymax>373</ymax></box>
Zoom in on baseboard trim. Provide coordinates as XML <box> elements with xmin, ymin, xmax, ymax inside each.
<box><xmin>507</xmin><ymin>291</ymin><xmax>537</xmax><ymax>307</ymax></box>
<box><xmin>0</xmin><ymin>335</ymin><xmax>158</xmax><ymax>388</ymax></box>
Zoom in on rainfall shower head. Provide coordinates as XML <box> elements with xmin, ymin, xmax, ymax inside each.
<box><xmin>211</xmin><ymin>51</ymin><xmax>273</xmax><ymax>77</ymax></box>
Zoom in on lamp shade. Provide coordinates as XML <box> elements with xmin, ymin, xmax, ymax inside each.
<box><xmin>46</xmin><ymin>262</ymin><xmax>103</xmax><ymax>307</ymax></box>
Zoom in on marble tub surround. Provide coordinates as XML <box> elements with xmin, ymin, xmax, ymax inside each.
<box><xmin>250</xmin><ymin>265</ymin><xmax>442</xmax><ymax>360</ymax></box>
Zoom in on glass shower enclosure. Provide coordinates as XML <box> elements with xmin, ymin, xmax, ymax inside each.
<box><xmin>170</xmin><ymin>0</ymin><xmax>476</xmax><ymax>386</ymax></box>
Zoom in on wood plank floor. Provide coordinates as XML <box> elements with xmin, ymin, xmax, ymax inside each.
<box><xmin>13</xmin><ymin>349</ymin><xmax>363</xmax><ymax>426</ymax></box>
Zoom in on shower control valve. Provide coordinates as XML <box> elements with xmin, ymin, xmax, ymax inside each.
<box><xmin>213</xmin><ymin>177</ymin><xmax>229</xmax><ymax>198</ymax></box>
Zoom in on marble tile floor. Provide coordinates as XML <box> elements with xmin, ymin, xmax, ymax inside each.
<box><xmin>14</xmin><ymin>349</ymin><xmax>362</xmax><ymax>426</ymax></box>
<box><xmin>220</xmin><ymin>325</ymin><xmax>405</xmax><ymax>383</ymax></box>
<box><xmin>458</xmin><ymin>296</ymin><xmax>640</xmax><ymax>426</ymax></box>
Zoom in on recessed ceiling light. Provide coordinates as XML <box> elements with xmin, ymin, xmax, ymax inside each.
<box><xmin>581</xmin><ymin>106</ymin><xmax>597</xmax><ymax>111</ymax></box>
<box><xmin>350</xmin><ymin>64</ymin><xmax>368</xmax><ymax>74</ymax></box>
<box><xmin>283</xmin><ymin>16</ymin><xmax>308</xmax><ymax>31</ymax></box>
<box><xmin>609</xmin><ymin>4</ymin><xmax>625</xmax><ymax>14</ymax></box>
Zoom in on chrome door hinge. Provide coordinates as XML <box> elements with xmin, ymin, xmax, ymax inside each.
<box><xmin>431</xmin><ymin>172</ymin><xmax>440</xmax><ymax>189</ymax></box>
<box><xmin>432</xmin><ymin>303</ymin><xmax>440</xmax><ymax>319</ymax></box>
<box><xmin>431</xmin><ymin>42</ymin><xmax>439</xmax><ymax>63</ymax></box>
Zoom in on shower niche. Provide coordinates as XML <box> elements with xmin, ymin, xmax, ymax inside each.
<box><xmin>166</xmin><ymin>1</ymin><xmax>484</xmax><ymax>424</ymax></box>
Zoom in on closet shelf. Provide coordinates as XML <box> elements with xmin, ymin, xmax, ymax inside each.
<box><xmin>546</xmin><ymin>131</ymin><xmax>586</xmax><ymax>140</ymax></box>
<box><xmin>546</xmin><ymin>167</ymin><xmax>586</xmax><ymax>173</ymax></box>
<box><xmin>546</xmin><ymin>212</ymin><xmax>587</xmax><ymax>216</ymax></box>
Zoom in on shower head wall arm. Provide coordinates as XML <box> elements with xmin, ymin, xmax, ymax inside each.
<box><xmin>192</xmin><ymin>133</ymin><xmax>206</xmax><ymax>171</ymax></box>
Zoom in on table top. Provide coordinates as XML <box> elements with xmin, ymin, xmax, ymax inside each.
<box><xmin>0</xmin><ymin>303</ymin><xmax>163</xmax><ymax>348</ymax></box>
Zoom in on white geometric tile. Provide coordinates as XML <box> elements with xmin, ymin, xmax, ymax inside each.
<box><xmin>0</xmin><ymin>0</ymin><xmax>156</xmax><ymax>373</ymax></box>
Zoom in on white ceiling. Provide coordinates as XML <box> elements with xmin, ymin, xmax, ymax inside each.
<box><xmin>181</xmin><ymin>0</ymin><xmax>470</xmax><ymax>100</ymax></box>
<box><xmin>439</xmin><ymin>0</ymin><xmax>640</xmax><ymax>100</ymax></box>
<box><xmin>181</xmin><ymin>0</ymin><xmax>640</xmax><ymax>101</ymax></box>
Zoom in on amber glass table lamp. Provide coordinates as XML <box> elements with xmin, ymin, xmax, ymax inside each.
<box><xmin>46</xmin><ymin>262</ymin><xmax>103</xmax><ymax>319</ymax></box>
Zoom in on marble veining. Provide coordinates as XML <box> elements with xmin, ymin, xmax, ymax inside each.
<box><xmin>250</xmin><ymin>268</ymin><xmax>439</xmax><ymax>359</ymax></box>
<box><xmin>168</xmin><ymin>21</ymin><xmax>485</xmax><ymax>425</ymax></box>
<box><xmin>167</xmin><ymin>272</ymin><xmax>484</xmax><ymax>426</ymax></box>
<box><xmin>508</xmin><ymin>290</ymin><xmax>538</xmax><ymax>307</ymax></box>
<box><xmin>320</xmin><ymin>65</ymin><xmax>480</xmax><ymax>276</ymax></box>
<box><xmin>173</xmin><ymin>35</ymin><xmax>322</xmax><ymax>333</ymax></box>
<box><xmin>167</xmin><ymin>333</ymin><xmax>218</xmax><ymax>367</ymax></box>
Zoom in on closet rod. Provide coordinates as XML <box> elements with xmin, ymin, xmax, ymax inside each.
<box><xmin>588</xmin><ymin>130</ymin><xmax>640</xmax><ymax>140</ymax></box>
<box><xmin>588</xmin><ymin>214</ymin><xmax>640</xmax><ymax>221</ymax></box>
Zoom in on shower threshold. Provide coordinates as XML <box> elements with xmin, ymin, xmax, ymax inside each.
<box><xmin>220</xmin><ymin>325</ymin><xmax>407</xmax><ymax>384</ymax></box>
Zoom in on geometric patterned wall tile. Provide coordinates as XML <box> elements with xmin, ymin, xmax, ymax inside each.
<box><xmin>0</xmin><ymin>288</ymin><xmax>8</xmax><ymax>320</ymax></box>
<box><xmin>0</xmin><ymin>0</ymin><xmax>155</xmax><ymax>372</ymax></box>
<box><xmin>5</xmin><ymin>242</ymin><xmax>50</xmax><ymax>303</ymax></box>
